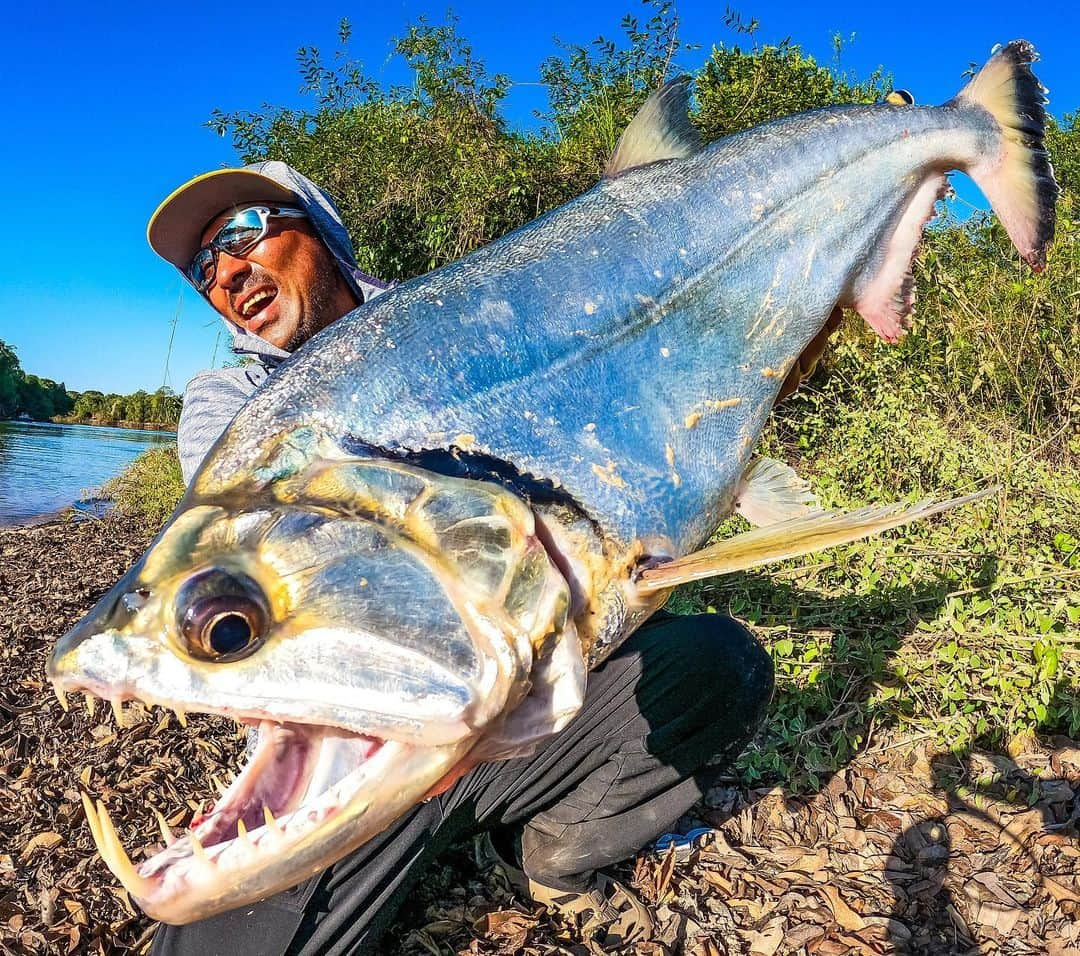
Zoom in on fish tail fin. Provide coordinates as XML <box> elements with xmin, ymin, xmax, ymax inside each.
<box><xmin>954</xmin><ymin>40</ymin><xmax>1058</xmax><ymax>270</ymax></box>
<box><xmin>636</xmin><ymin>488</ymin><xmax>995</xmax><ymax>592</ymax></box>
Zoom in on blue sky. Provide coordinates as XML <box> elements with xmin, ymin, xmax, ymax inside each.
<box><xmin>2</xmin><ymin>1</ymin><xmax>1076</xmax><ymax>395</ymax></box>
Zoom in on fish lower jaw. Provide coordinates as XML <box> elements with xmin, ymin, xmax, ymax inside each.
<box><xmin>86</xmin><ymin>725</ymin><xmax>411</xmax><ymax>924</ymax></box>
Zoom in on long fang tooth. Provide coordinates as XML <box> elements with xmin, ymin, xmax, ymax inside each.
<box><xmin>236</xmin><ymin>818</ymin><xmax>251</xmax><ymax>845</ymax></box>
<box><xmin>212</xmin><ymin>775</ymin><xmax>227</xmax><ymax>796</ymax></box>
<box><xmin>263</xmin><ymin>805</ymin><xmax>280</xmax><ymax>832</ymax></box>
<box><xmin>84</xmin><ymin>693</ymin><xmax>97</xmax><ymax>717</ymax></box>
<box><xmin>110</xmin><ymin>699</ymin><xmax>126</xmax><ymax>728</ymax></box>
<box><xmin>153</xmin><ymin>809</ymin><xmax>175</xmax><ymax>846</ymax></box>
<box><xmin>94</xmin><ymin>800</ymin><xmax>151</xmax><ymax>896</ymax></box>
<box><xmin>174</xmin><ymin>707</ymin><xmax>188</xmax><ymax>729</ymax></box>
<box><xmin>81</xmin><ymin>792</ymin><xmax>103</xmax><ymax>846</ymax></box>
<box><xmin>190</xmin><ymin>833</ymin><xmax>209</xmax><ymax>864</ymax></box>
<box><xmin>53</xmin><ymin>685</ymin><xmax>70</xmax><ymax>712</ymax></box>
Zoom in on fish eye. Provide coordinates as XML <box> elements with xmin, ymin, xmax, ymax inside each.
<box><xmin>176</xmin><ymin>568</ymin><xmax>269</xmax><ymax>661</ymax></box>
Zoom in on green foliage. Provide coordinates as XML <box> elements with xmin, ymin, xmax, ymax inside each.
<box><xmin>206</xmin><ymin>5</ymin><xmax>895</xmax><ymax>285</ymax></box>
<box><xmin>1048</xmin><ymin>113</ymin><xmax>1080</xmax><ymax>198</ymax></box>
<box><xmin>671</xmin><ymin>377</ymin><xmax>1080</xmax><ymax>790</ymax></box>
<box><xmin>210</xmin><ymin>3</ymin><xmax>697</xmax><ymax>279</ymax></box>
<box><xmin>211</xmin><ymin>16</ymin><xmax>571</xmax><ymax>280</ymax></box>
<box><xmin>0</xmin><ymin>338</ymin><xmax>179</xmax><ymax>425</ymax></box>
<box><xmin>694</xmin><ymin>38</ymin><xmax>889</xmax><ymax>141</ymax></box>
<box><xmin>0</xmin><ymin>339</ymin><xmax>76</xmax><ymax>421</ymax></box>
<box><xmin>0</xmin><ymin>340</ymin><xmax>23</xmax><ymax>418</ymax></box>
<box><xmin>101</xmin><ymin>445</ymin><xmax>185</xmax><ymax>527</ymax></box>
<box><xmin>208</xmin><ymin>11</ymin><xmax>1080</xmax><ymax>789</ymax></box>
<box><xmin>539</xmin><ymin>1</ymin><xmax>698</xmax><ymax>168</ymax></box>
<box><xmin>67</xmin><ymin>386</ymin><xmax>181</xmax><ymax>426</ymax></box>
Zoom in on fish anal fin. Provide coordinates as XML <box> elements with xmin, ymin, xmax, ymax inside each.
<box><xmin>734</xmin><ymin>457</ymin><xmax>820</xmax><ymax>526</ymax></box>
<box><xmin>605</xmin><ymin>76</ymin><xmax>702</xmax><ymax>178</ymax></box>
<box><xmin>638</xmin><ymin>488</ymin><xmax>994</xmax><ymax>592</ymax></box>
<box><xmin>851</xmin><ymin>173</ymin><xmax>948</xmax><ymax>344</ymax></box>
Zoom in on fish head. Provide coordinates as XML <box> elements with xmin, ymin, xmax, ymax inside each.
<box><xmin>48</xmin><ymin>445</ymin><xmax>580</xmax><ymax>923</ymax></box>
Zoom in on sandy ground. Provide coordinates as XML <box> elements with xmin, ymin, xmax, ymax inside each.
<box><xmin>2</xmin><ymin>516</ymin><xmax>1078</xmax><ymax>955</ymax></box>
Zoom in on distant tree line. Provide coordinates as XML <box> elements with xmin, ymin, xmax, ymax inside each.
<box><xmin>67</xmin><ymin>387</ymin><xmax>182</xmax><ymax>426</ymax></box>
<box><xmin>0</xmin><ymin>338</ymin><xmax>181</xmax><ymax>426</ymax></box>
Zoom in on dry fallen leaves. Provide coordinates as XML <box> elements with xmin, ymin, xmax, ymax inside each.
<box><xmin>3</xmin><ymin>517</ymin><xmax>1079</xmax><ymax>956</ymax></box>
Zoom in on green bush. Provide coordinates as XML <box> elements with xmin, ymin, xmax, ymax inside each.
<box><xmin>666</xmin><ymin>376</ymin><xmax>1080</xmax><ymax>789</ymax></box>
<box><xmin>102</xmin><ymin>446</ymin><xmax>185</xmax><ymax>528</ymax></box>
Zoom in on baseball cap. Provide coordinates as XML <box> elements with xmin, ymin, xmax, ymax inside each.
<box><xmin>148</xmin><ymin>168</ymin><xmax>299</xmax><ymax>271</ymax></box>
<box><xmin>146</xmin><ymin>161</ymin><xmax>389</xmax><ymax>309</ymax></box>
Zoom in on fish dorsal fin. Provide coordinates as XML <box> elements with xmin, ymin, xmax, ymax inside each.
<box><xmin>638</xmin><ymin>488</ymin><xmax>994</xmax><ymax>592</ymax></box>
<box><xmin>885</xmin><ymin>89</ymin><xmax>915</xmax><ymax>106</ymax></box>
<box><xmin>734</xmin><ymin>457</ymin><xmax>821</xmax><ymax>526</ymax></box>
<box><xmin>605</xmin><ymin>75</ymin><xmax>701</xmax><ymax>178</ymax></box>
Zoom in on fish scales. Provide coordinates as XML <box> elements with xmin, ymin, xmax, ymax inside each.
<box><xmin>204</xmin><ymin>104</ymin><xmax>997</xmax><ymax>555</ymax></box>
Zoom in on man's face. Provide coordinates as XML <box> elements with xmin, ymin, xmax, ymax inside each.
<box><xmin>199</xmin><ymin>208</ymin><xmax>358</xmax><ymax>351</ymax></box>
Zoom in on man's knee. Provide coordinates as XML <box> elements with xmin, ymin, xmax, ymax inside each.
<box><xmin>590</xmin><ymin>611</ymin><xmax>774</xmax><ymax>776</ymax></box>
<box><xmin>630</xmin><ymin>611</ymin><xmax>774</xmax><ymax>718</ymax></box>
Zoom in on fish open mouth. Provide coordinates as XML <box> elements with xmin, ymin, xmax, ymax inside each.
<box><xmin>120</xmin><ymin>721</ymin><xmax>385</xmax><ymax>891</ymax></box>
<box><xmin>61</xmin><ymin>685</ymin><xmax>465</xmax><ymax>922</ymax></box>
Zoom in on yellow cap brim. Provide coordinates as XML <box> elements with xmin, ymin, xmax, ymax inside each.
<box><xmin>147</xmin><ymin>169</ymin><xmax>299</xmax><ymax>269</ymax></box>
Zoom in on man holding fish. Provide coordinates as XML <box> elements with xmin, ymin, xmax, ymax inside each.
<box><xmin>143</xmin><ymin>160</ymin><xmax>775</xmax><ymax>952</ymax></box>
<box><xmin>50</xmin><ymin>39</ymin><xmax>1055</xmax><ymax>956</ymax></box>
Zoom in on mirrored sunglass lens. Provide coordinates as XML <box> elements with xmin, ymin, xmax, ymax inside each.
<box><xmin>189</xmin><ymin>249</ymin><xmax>215</xmax><ymax>290</ymax></box>
<box><xmin>217</xmin><ymin>208</ymin><xmax>265</xmax><ymax>254</ymax></box>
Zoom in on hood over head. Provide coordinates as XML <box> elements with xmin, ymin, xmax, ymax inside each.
<box><xmin>148</xmin><ymin>161</ymin><xmax>391</xmax><ymax>364</ymax></box>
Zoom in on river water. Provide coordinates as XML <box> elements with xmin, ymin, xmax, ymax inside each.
<box><xmin>0</xmin><ymin>421</ymin><xmax>175</xmax><ymax>526</ymax></box>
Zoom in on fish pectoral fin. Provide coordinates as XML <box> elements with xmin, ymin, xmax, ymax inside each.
<box><xmin>605</xmin><ymin>75</ymin><xmax>702</xmax><ymax>178</ymax></box>
<box><xmin>734</xmin><ymin>457</ymin><xmax>821</xmax><ymax>526</ymax></box>
<box><xmin>637</xmin><ymin>487</ymin><xmax>996</xmax><ymax>592</ymax></box>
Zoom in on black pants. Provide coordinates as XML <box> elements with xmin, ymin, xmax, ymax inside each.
<box><xmin>152</xmin><ymin>612</ymin><xmax>773</xmax><ymax>956</ymax></box>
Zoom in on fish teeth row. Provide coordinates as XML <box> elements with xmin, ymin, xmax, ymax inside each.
<box><xmin>85</xmin><ymin>767</ymin><xmax>364</xmax><ymax>899</ymax></box>
<box><xmin>52</xmin><ymin>686</ymin><xmax>189</xmax><ymax>729</ymax></box>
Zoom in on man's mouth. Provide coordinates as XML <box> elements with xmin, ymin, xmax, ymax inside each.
<box><xmin>236</xmin><ymin>286</ymin><xmax>278</xmax><ymax>325</ymax></box>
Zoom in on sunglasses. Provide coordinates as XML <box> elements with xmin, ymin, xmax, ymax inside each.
<box><xmin>188</xmin><ymin>205</ymin><xmax>307</xmax><ymax>294</ymax></box>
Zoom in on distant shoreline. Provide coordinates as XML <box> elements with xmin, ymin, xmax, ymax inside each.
<box><xmin>47</xmin><ymin>416</ymin><xmax>177</xmax><ymax>433</ymax></box>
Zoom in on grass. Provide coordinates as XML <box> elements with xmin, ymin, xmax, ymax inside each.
<box><xmin>101</xmin><ymin>445</ymin><xmax>184</xmax><ymax>528</ymax></box>
<box><xmin>667</xmin><ymin>319</ymin><xmax>1080</xmax><ymax>792</ymax></box>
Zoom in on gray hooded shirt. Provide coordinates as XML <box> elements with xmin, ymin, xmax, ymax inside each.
<box><xmin>176</xmin><ymin>162</ymin><xmax>390</xmax><ymax>484</ymax></box>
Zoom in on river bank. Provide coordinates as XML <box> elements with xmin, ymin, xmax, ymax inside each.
<box><xmin>0</xmin><ymin>421</ymin><xmax>176</xmax><ymax>528</ymax></box>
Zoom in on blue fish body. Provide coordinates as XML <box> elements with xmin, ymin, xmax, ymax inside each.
<box><xmin>207</xmin><ymin>101</ymin><xmax>1006</xmax><ymax>555</ymax></box>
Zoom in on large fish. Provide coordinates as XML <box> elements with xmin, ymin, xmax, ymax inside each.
<box><xmin>48</xmin><ymin>41</ymin><xmax>1055</xmax><ymax>923</ymax></box>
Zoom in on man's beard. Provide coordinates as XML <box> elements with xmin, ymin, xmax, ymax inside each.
<box><xmin>284</xmin><ymin>265</ymin><xmax>341</xmax><ymax>353</ymax></box>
